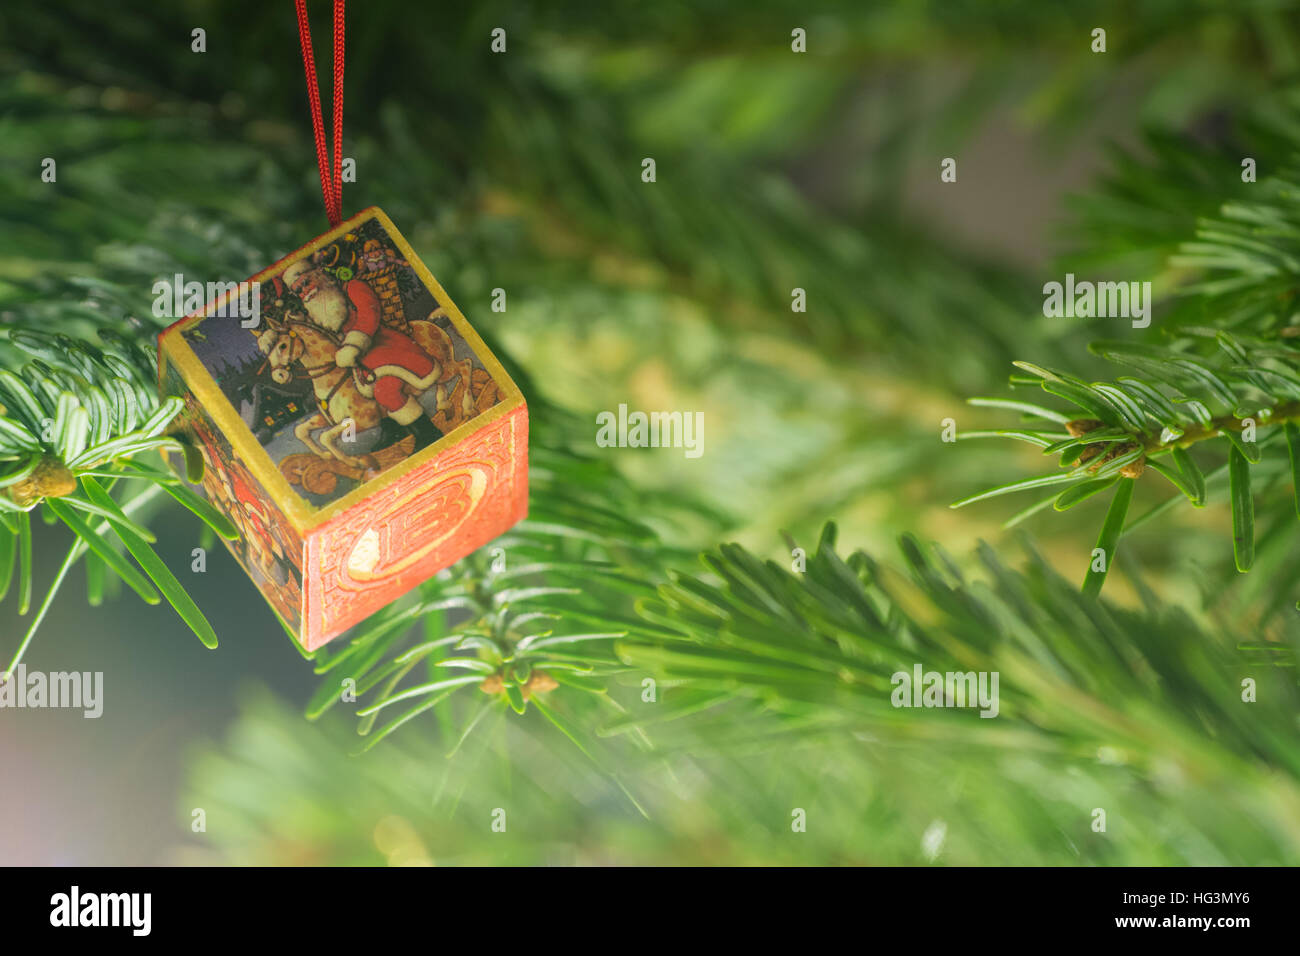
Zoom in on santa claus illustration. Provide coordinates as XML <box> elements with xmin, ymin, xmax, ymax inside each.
<box><xmin>282</xmin><ymin>257</ymin><xmax>442</xmax><ymax>445</ymax></box>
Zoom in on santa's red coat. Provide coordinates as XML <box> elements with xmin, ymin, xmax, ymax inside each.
<box><xmin>340</xmin><ymin>279</ymin><xmax>435</xmax><ymax>411</ymax></box>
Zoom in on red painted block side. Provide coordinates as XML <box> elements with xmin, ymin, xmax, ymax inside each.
<box><xmin>302</xmin><ymin>402</ymin><xmax>528</xmax><ymax>650</ymax></box>
<box><xmin>159</xmin><ymin>354</ymin><xmax>308</xmax><ymax>636</ymax></box>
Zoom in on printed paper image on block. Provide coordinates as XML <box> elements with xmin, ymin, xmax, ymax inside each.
<box><xmin>160</xmin><ymin>356</ymin><xmax>305</xmax><ymax>631</ymax></box>
<box><xmin>178</xmin><ymin>214</ymin><xmax>505</xmax><ymax>510</ymax></box>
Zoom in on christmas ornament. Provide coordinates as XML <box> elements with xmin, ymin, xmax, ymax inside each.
<box><xmin>155</xmin><ymin>3</ymin><xmax>527</xmax><ymax>649</ymax></box>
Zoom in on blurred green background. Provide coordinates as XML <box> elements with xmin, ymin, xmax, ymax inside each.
<box><xmin>3</xmin><ymin>0</ymin><xmax>1299</xmax><ymax>865</ymax></box>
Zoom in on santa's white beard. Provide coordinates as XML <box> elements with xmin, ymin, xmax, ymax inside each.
<box><xmin>305</xmin><ymin>284</ymin><xmax>351</xmax><ymax>332</ymax></box>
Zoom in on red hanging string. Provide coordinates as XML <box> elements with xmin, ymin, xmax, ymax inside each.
<box><xmin>295</xmin><ymin>0</ymin><xmax>345</xmax><ymax>226</ymax></box>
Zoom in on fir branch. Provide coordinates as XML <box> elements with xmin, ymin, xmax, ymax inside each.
<box><xmin>0</xmin><ymin>326</ymin><xmax>233</xmax><ymax>667</ymax></box>
<box><xmin>958</xmin><ymin>158</ymin><xmax>1300</xmax><ymax>591</ymax></box>
<box><xmin>619</xmin><ymin>523</ymin><xmax>1300</xmax><ymax>809</ymax></box>
<box><xmin>185</xmin><ymin>523</ymin><xmax>1300</xmax><ymax>865</ymax></box>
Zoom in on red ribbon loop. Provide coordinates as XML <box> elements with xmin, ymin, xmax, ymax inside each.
<box><xmin>295</xmin><ymin>0</ymin><xmax>345</xmax><ymax>226</ymax></box>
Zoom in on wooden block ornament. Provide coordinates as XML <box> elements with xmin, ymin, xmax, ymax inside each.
<box><xmin>157</xmin><ymin>207</ymin><xmax>528</xmax><ymax>650</ymax></box>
